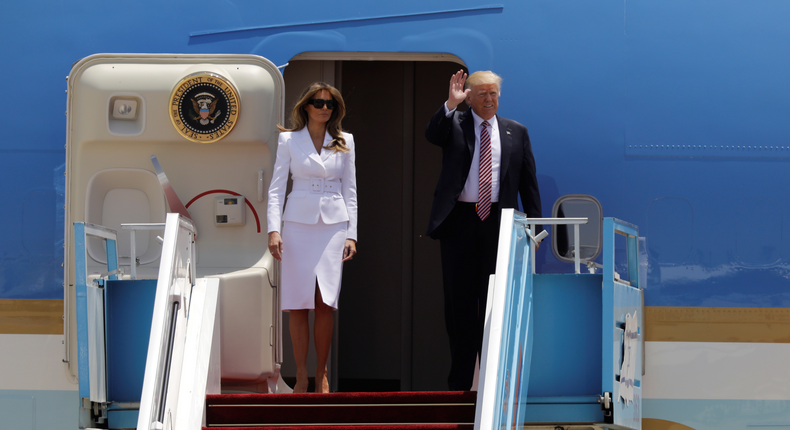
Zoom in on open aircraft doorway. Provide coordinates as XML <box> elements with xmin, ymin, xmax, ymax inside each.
<box><xmin>280</xmin><ymin>54</ymin><xmax>465</xmax><ymax>392</ymax></box>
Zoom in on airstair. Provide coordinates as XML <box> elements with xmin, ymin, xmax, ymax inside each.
<box><xmin>73</xmin><ymin>207</ymin><xmax>643</xmax><ymax>430</ymax></box>
<box><xmin>74</xmin><ymin>215</ymin><xmax>475</xmax><ymax>430</ymax></box>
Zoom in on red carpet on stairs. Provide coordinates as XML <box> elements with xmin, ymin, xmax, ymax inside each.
<box><xmin>203</xmin><ymin>426</ymin><xmax>473</xmax><ymax>430</ymax></box>
<box><xmin>204</xmin><ymin>391</ymin><xmax>477</xmax><ymax>429</ymax></box>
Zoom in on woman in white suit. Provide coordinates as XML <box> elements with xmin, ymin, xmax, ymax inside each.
<box><xmin>267</xmin><ymin>82</ymin><xmax>357</xmax><ymax>393</ymax></box>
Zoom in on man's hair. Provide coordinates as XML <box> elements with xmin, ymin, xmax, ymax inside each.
<box><xmin>465</xmin><ymin>71</ymin><xmax>502</xmax><ymax>95</ymax></box>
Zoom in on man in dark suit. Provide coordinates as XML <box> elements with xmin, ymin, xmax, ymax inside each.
<box><xmin>425</xmin><ymin>70</ymin><xmax>542</xmax><ymax>390</ymax></box>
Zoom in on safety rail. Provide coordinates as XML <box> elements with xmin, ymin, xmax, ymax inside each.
<box><xmin>526</xmin><ymin>217</ymin><xmax>588</xmax><ymax>274</ymax></box>
<box><xmin>73</xmin><ymin>222</ymin><xmax>120</xmax><ymax>427</ymax></box>
<box><xmin>476</xmin><ymin>209</ymin><xmax>533</xmax><ymax>430</ymax></box>
<box><xmin>72</xmin><ymin>214</ymin><xmax>223</xmax><ymax>430</ymax></box>
<box><xmin>121</xmin><ymin>223</ymin><xmax>166</xmax><ymax>279</ymax></box>
<box><xmin>137</xmin><ymin>213</ymin><xmax>221</xmax><ymax>430</ymax></box>
<box><xmin>475</xmin><ymin>210</ymin><xmax>643</xmax><ymax>430</ymax></box>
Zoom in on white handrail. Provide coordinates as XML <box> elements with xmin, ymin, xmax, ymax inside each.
<box><xmin>138</xmin><ymin>214</ymin><xmax>197</xmax><ymax>430</ymax></box>
<box><xmin>122</xmin><ymin>223</ymin><xmax>166</xmax><ymax>279</ymax></box>
<box><xmin>526</xmin><ymin>217</ymin><xmax>589</xmax><ymax>274</ymax></box>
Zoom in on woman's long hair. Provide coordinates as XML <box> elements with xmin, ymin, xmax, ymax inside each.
<box><xmin>278</xmin><ymin>82</ymin><xmax>348</xmax><ymax>153</ymax></box>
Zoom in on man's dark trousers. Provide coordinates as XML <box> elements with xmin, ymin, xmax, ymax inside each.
<box><xmin>439</xmin><ymin>202</ymin><xmax>500</xmax><ymax>391</ymax></box>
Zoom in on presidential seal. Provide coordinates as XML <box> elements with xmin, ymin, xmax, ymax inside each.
<box><xmin>169</xmin><ymin>72</ymin><xmax>240</xmax><ymax>143</ymax></box>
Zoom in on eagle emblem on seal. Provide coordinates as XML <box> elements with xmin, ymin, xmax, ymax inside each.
<box><xmin>191</xmin><ymin>92</ymin><xmax>222</xmax><ymax>125</ymax></box>
<box><xmin>170</xmin><ymin>71</ymin><xmax>240</xmax><ymax>143</ymax></box>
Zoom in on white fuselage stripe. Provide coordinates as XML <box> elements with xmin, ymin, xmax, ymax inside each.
<box><xmin>643</xmin><ymin>341</ymin><xmax>790</xmax><ymax>400</ymax></box>
<box><xmin>0</xmin><ymin>334</ymin><xmax>77</xmax><ymax>391</ymax></box>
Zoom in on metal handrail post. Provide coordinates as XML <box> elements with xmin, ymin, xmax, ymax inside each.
<box><xmin>524</xmin><ymin>217</ymin><xmax>588</xmax><ymax>274</ymax></box>
<box><xmin>130</xmin><ymin>232</ymin><xmax>136</xmax><ymax>279</ymax></box>
<box><xmin>573</xmin><ymin>224</ymin><xmax>581</xmax><ymax>273</ymax></box>
<box><xmin>121</xmin><ymin>223</ymin><xmax>166</xmax><ymax>280</ymax></box>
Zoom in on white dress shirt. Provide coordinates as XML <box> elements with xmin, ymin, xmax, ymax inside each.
<box><xmin>444</xmin><ymin>103</ymin><xmax>501</xmax><ymax>203</ymax></box>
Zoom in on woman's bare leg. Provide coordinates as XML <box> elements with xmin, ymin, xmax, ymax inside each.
<box><xmin>313</xmin><ymin>282</ymin><xmax>334</xmax><ymax>393</ymax></box>
<box><xmin>289</xmin><ymin>309</ymin><xmax>310</xmax><ymax>393</ymax></box>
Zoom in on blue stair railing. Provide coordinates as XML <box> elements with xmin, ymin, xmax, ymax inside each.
<box><xmin>475</xmin><ymin>210</ymin><xmax>644</xmax><ymax>430</ymax></box>
<box><xmin>74</xmin><ymin>222</ymin><xmax>121</xmax><ymax>427</ymax></box>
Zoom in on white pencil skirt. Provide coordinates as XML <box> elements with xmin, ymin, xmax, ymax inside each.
<box><xmin>280</xmin><ymin>218</ymin><xmax>346</xmax><ymax>311</ymax></box>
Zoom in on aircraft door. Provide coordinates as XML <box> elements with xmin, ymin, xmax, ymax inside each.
<box><xmin>64</xmin><ymin>54</ymin><xmax>284</xmax><ymax>406</ymax></box>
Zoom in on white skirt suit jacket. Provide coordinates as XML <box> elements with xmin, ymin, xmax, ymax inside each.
<box><xmin>267</xmin><ymin>127</ymin><xmax>357</xmax><ymax>309</ymax></box>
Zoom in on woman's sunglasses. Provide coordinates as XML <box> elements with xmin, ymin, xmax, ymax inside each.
<box><xmin>309</xmin><ymin>98</ymin><xmax>336</xmax><ymax>110</ymax></box>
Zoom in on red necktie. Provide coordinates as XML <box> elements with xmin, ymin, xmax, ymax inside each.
<box><xmin>477</xmin><ymin>120</ymin><xmax>492</xmax><ymax>221</ymax></box>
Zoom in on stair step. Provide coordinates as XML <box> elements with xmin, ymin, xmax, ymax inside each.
<box><xmin>205</xmin><ymin>391</ymin><xmax>477</xmax><ymax>428</ymax></box>
<box><xmin>206</xmin><ymin>391</ymin><xmax>477</xmax><ymax>405</ymax></box>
